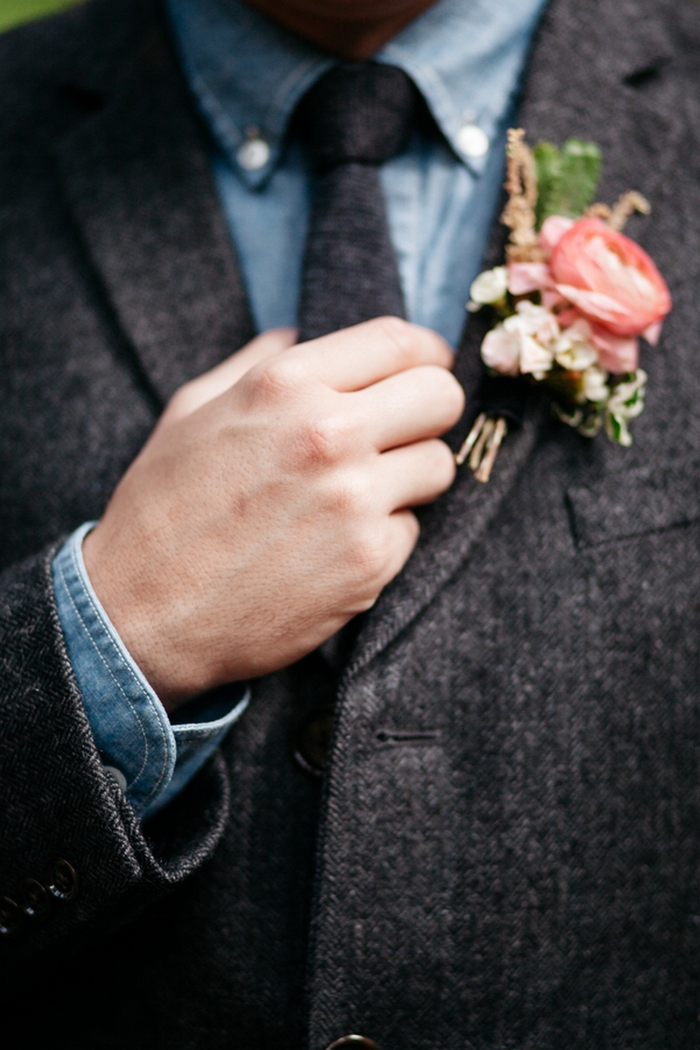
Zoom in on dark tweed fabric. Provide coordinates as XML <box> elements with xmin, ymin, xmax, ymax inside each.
<box><xmin>2</xmin><ymin>0</ymin><xmax>700</xmax><ymax>1047</ymax></box>
<box><xmin>296</xmin><ymin>64</ymin><xmax>417</xmax><ymax>342</ymax></box>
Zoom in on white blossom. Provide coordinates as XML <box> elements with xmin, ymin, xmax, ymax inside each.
<box><xmin>554</xmin><ymin>319</ymin><xmax>599</xmax><ymax>372</ymax></box>
<box><xmin>481</xmin><ymin>301</ymin><xmax>561</xmax><ymax>379</ymax></box>
<box><xmin>481</xmin><ymin>325</ymin><xmax>521</xmax><ymax>375</ymax></box>
<box><xmin>518</xmin><ymin>334</ymin><xmax>555</xmax><ymax>380</ymax></box>
<box><xmin>469</xmin><ymin>266</ymin><xmax>509</xmax><ymax>307</ymax></box>
<box><xmin>605</xmin><ymin>370</ymin><xmax>647</xmax><ymax>446</ymax></box>
<box><xmin>509</xmin><ymin>300</ymin><xmax>560</xmax><ymax>345</ymax></box>
<box><xmin>580</xmin><ymin>366</ymin><xmax>610</xmax><ymax>404</ymax></box>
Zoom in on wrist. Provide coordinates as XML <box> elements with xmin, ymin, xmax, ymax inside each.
<box><xmin>82</xmin><ymin>523</ymin><xmax>204</xmax><ymax>711</ymax></box>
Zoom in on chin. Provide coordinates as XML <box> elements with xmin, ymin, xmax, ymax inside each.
<box><xmin>273</xmin><ymin>0</ymin><xmax>432</xmax><ymax>21</ymax></box>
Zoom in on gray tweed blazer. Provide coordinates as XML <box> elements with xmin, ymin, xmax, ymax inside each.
<box><xmin>1</xmin><ymin>0</ymin><xmax>700</xmax><ymax>1046</ymax></box>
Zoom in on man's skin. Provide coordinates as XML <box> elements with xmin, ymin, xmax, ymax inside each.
<box><xmin>243</xmin><ymin>0</ymin><xmax>441</xmax><ymax>59</ymax></box>
<box><xmin>83</xmin><ymin>0</ymin><xmax>463</xmax><ymax>713</ymax></box>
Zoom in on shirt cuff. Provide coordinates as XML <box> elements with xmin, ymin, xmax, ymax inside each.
<box><xmin>52</xmin><ymin>523</ymin><xmax>249</xmax><ymax>819</ymax></box>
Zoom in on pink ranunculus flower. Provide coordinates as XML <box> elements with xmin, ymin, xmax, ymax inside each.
<box><xmin>550</xmin><ymin>217</ymin><xmax>672</xmax><ymax>339</ymax></box>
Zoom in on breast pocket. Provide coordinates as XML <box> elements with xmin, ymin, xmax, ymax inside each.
<box><xmin>566</xmin><ymin>462</ymin><xmax>700</xmax><ymax>549</ymax></box>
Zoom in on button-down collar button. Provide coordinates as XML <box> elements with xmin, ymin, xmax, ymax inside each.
<box><xmin>325</xmin><ymin>1037</ymin><xmax>381</xmax><ymax>1050</ymax></box>
<box><xmin>457</xmin><ymin>121</ymin><xmax>489</xmax><ymax>159</ymax></box>
<box><xmin>292</xmin><ymin>707</ymin><xmax>334</xmax><ymax>778</ymax></box>
<box><xmin>237</xmin><ymin>128</ymin><xmax>271</xmax><ymax>172</ymax></box>
<box><xmin>20</xmin><ymin>878</ymin><xmax>51</xmax><ymax>921</ymax></box>
<box><xmin>45</xmin><ymin>859</ymin><xmax>80</xmax><ymax>902</ymax></box>
<box><xmin>0</xmin><ymin>896</ymin><xmax>22</xmax><ymax>937</ymax></box>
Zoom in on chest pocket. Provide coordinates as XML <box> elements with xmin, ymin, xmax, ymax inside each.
<box><xmin>567</xmin><ymin>462</ymin><xmax>700</xmax><ymax>549</ymax></box>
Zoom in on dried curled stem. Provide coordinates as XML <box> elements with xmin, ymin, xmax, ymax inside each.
<box><xmin>501</xmin><ymin>129</ymin><xmax>546</xmax><ymax>263</ymax></box>
<box><xmin>586</xmin><ymin>191</ymin><xmax>651</xmax><ymax>232</ymax></box>
<box><xmin>455</xmin><ymin>414</ymin><xmax>509</xmax><ymax>484</ymax></box>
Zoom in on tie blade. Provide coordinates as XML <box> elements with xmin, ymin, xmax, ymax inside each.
<box><xmin>297</xmin><ymin>165</ymin><xmax>405</xmax><ymax>343</ymax></box>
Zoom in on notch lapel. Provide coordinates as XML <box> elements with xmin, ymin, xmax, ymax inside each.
<box><xmin>54</xmin><ymin>0</ymin><xmax>255</xmax><ymax>405</ymax></box>
<box><xmin>345</xmin><ymin>0</ymin><xmax>685</xmax><ymax>680</ymax></box>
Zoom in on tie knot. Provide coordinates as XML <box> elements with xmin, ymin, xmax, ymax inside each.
<box><xmin>296</xmin><ymin>63</ymin><xmax>419</xmax><ymax>171</ymax></box>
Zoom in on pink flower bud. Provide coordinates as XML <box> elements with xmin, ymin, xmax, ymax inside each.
<box><xmin>507</xmin><ymin>262</ymin><xmax>553</xmax><ymax>296</ymax></box>
<box><xmin>539</xmin><ymin>215</ymin><xmax>576</xmax><ymax>254</ymax></box>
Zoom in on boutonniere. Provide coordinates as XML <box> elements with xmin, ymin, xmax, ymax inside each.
<box><xmin>457</xmin><ymin>129</ymin><xmax>672</xmax><ymax>482</ymax></box>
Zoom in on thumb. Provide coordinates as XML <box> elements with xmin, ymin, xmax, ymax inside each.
<box><xmin>160</xmin><ymin>327</ymin><xmax>297</xmax><ymax>427</ymax></box>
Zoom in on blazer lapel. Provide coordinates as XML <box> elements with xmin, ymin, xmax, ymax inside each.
<box><xmin>54</xmin><ymin>0</ymin><xmax>255</xmax><ymax>405</ymax></box>
<box><xmin>346</xmin><ymin>0</ymin><xmax>685</xmax><ymax>680</ymax></box>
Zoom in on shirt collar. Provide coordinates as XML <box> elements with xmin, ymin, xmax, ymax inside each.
<box><xmin>167</xmin><ymin>0</ymin><xmax>549</xmax><ymax>188</ymax></box>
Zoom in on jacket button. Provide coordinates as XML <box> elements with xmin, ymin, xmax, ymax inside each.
<box><xmin>325</xmin><ymin>1039</ymin><xmax>381</xmax><ymax>1050</ymax></box>
<box><xmin>20</xmin><ymin>878</ymin><xmax>51</xmax><ymax>920</ymax></box>
<box><xmin>292</xmin><ymin>708</ymin><xmax>334</xmax><ymax>777</ymax></box>
<box><xmin>0</xmin><ymin>896</ymin><xmax>22</xmax><ymax>937</ymax></box>
<box><xmin>45</xmin><ymin>859</ymin><xmax>80</xmax><ymax>902</ymax></box>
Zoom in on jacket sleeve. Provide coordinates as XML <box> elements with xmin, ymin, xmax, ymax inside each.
<box><xmin>0</xmin><ymin>544</ymin><xmax>230</xmax><ymax>983</ymax></box>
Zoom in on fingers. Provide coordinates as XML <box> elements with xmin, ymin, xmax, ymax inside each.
<box><xmin>162</xmin><ymin>327</ymin><xmax>297</xmax><ymax>426</ymax></box>
<box><xmin>293</xmin><ymin>316</ymin><xmax>453</xmax><ymax>392</ymax></box>
<box><xmin>375</xmin><ymin>439</ymin><xmax>457</xmax><ymax>511</ymax></box>
<box><xmin>356</xmin><ymin>364</ymin><xmax>465</xmax><ymax>451</ymax></box>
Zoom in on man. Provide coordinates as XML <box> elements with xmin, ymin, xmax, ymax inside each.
<box><xmin>1</xmin><ymin>0</ymin><xmax>700</xmax><ymax>1046</ymax></box>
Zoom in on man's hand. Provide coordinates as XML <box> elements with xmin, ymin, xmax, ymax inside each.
<box><xmin>83</xmin><ymin>318</ymin><xmax>465</xmax><ymax>711</ymax></box>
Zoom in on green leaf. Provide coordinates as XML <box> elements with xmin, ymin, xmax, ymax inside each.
<box><xmin>534</xmin><ymin>139</ymin><xmax>602</xmax><ymax>226</ymax></box>
<box><xmin>533</xmin><ymin>142</ymin><xmax>561</xmax><ymax>228</ymax></box>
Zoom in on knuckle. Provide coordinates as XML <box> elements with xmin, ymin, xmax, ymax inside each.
<box><xmin>444</xmin><ymin>373</ymin><xmax>466</xmax><ymax>418</ymax></box>
<box><xmin>298</xmin><ymin>413</ymin><xmax>354</xmax><ymax>467</ymax></box>
<box><xmin>251</xmin><ymin>356</ymin><xmax>304</xmax><ymax>400</ymax></box>
<box><xmin>167</xmin><ymin>382</ymin><xmax>193</xmax><ymax>416</ymax></box>
<box><xmin>350</xmin><ymin>525</ymin><xmax>391</xmax><ymax>586</ymax></box>
<box><xmin>374</xmin><ymin>316</ymin><xmax>417</xmax><ymax>365</ymax></box>
<box><xmin>404</xmin><ymin>510</ymin><xmax>420</xmax><ymax>545</ymax></box>
<box><xmin>325</xmin><ymin>471</ymin><xmax>371</xmax><ymax>517</ymax></box>
<box><xmin>423</xmin><ymin>366</ymin><xmax>465</xmax><ymax>416</ymax></box>
<box><xmin>433</xmin><ymin>439</ymin><xmax>457</xmax><ymax>486</ymax></box>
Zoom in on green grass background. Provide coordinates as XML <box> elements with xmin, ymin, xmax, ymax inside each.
<box><xmin>0</xmin><ymin>0</ymin><xmax>82</xmax><ymax>33</ymax></box>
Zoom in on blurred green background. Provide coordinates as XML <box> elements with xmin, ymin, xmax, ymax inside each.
<box><xmin>0</xmin><ymin>0</ymin><xmax>82</xmax><ymax>33</ymax></box>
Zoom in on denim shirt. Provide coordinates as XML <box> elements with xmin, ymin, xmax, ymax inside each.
<box><xmin>53</xmin><ymin>0</ymin><xmax>548</xmax><ymax>819</ymax></box>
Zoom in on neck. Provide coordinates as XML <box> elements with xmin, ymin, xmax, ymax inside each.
<box><xmin>241</xmin><ymin>0</ymin><xmax>439</xmax><ymax>59</ymax></box>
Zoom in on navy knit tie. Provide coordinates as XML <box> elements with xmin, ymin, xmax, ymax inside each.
<box><xmin>296</xmin><ymin>63</ymin><xmax>419</xmax><ymax>343</ymax></box>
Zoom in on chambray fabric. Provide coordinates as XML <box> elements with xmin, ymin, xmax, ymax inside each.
<box><xmin>52</xmin><ymin>0</ymin><xmax>547</xmax><ymax>816</ymax></box>
<box><xmin>167</xmin><ymin>0</ymin><xmax>550</xmax><ymax>348</ymax></box>
<box><xmin>52</xmin><ymin>524</ymin><xmax>249</xmax><ymax>818</ymax></box>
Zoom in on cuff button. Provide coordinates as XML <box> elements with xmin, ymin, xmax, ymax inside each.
<box><xmin>45</xmin><ymin>859</ymin><xmax>80</xmax><ymax>902</ymax></box>
<box><xmin>325</xmin><ymin>1038</ymin><xmax>381</xmax><ymax>1050</ymax></box>
<box><xmin>20</xmin><ymin>878</ymin><xmax>51</xmax><ymax>920</ymax></box>
<box><xmin>292</xmin><ymin>707</ymin><xmax>334</xmax><ymax>778</ymax></box>
<box><xmin>0</xmin><ymin>896</ymin><xmax>23</xmax><ymax>937</ymax></box>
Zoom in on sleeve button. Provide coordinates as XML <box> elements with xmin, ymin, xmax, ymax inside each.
<box><xmin>20</xmin><ymin>877</ymin><xmax>51</xmax><ymax>920</ymax></box>
<box><xmin>325</xmin><ymin>1038</ymin><xmax>381</xmax><ymax>1050</ymax></box>
<box><xmin>291</xmin><ymin>707</ymin><xmax>334</xmax><ymax>778</ymax></box>
<box><xmin>45</xmin><ymin>859</ymin><xmax>80</xmax><ymax>902</ymax></box>
<box><xmin>0</xmin><ymin>896</ymin><xmax>23</xmax><ymax>936</ymax></box>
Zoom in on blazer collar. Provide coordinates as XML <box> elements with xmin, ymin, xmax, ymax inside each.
<box><xmin>54</xmin><ymin>0</ymin><xmax>255</xmax><ymax>406</ymax></box>
<box><xmin>345</xmin><ymin>0</ymin><xmax>685</xmax><ymax>681</ymax></box>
